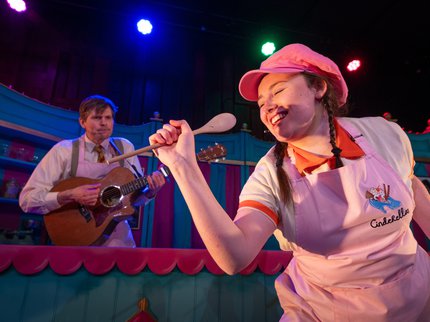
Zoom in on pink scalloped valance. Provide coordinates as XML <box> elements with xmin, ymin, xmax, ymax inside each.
<box><xmin>0</xmin><ymin>245</ymin><xmax>293</xmax><ymax>276</ymax></box>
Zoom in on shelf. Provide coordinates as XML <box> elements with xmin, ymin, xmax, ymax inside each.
<box><xmin>0</xmin><ymin>120</ymin><xmax>60</xmax><ymax>148</ymax></box>
<box><xmin>0</xmin><ymin>155</ymin><xmax>37</xmax><ymax>171</ymax></box>
<box><xmin>0</xmin><ymin>198</ymin><xmax>43</xmax><ymax>222</ymax></box>
<box><xmin>0</xmin><ymin>197</ymin><xmax>19</xmax><ymax>204</ymax></box>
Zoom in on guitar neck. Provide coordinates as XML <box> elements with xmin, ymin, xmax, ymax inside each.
<box><xmin>120</xmin><ymin>165</ymin><xmax>171</xmax><ymax>195</ymax></box>
<box><xmin>120</xmin><ymin>176</ymin><xmax>148</xmax><ymax>195</ymax></box>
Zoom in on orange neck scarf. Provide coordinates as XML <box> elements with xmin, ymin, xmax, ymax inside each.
<box><xmin>290</xmin><ymin>119</ymin><xmax>364</xmax><ymax>175</ymax></box>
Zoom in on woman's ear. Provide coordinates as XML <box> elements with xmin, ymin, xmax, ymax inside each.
<box><xmin>315</xmin><ymin>79</ymin><xmax>328</xmax><ymax>100</ymax></box>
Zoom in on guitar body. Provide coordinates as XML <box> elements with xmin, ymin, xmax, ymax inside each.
<box><xmin>44</xmin><ymin>167</ymin><xmax>136</xmax><ymax>246</ymax></box>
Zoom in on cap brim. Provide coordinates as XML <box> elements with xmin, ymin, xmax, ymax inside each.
<box><xmin>238</xmin><ymin>67</ymin><xmax>305</xmax><ymax>102</ymax></box>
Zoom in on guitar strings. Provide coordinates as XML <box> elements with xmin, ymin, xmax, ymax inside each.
<box><xmin>100</xmin><ymin>176</ymin><xmax>148</xmax><ymax>199</ymax></box>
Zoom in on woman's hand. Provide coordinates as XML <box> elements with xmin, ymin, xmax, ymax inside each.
<box><xmin>149</xmin><ymin>120</ymin><xmax>196</xmax><ymax>168</ymax></box>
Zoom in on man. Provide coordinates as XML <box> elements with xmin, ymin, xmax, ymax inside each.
<box><xmin>19</xmin><ymin>95</ymin><xmax>165</xmax><ymax>247</ymax></box>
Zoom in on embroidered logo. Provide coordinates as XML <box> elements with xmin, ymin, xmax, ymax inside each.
<box><xmin>365</xmin><ymin>184</ymin><xmax>401</xmax><ymax>214</ymax></box>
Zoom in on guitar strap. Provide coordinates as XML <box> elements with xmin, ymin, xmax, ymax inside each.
<box><xmin>110</xmin><ymin>137</ymin><xmax>142</xmax><ymax>178</ymax></box>
<box><xmin>70</xmin><ymin>138</ymin><xmax>125</xmax><ymax>177</ymax></box>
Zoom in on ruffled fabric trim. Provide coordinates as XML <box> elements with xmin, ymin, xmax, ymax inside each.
<box><xmin>0</xmin><ymin>245</ymin><xmax>293</xmax><ymax>276</ymax></box>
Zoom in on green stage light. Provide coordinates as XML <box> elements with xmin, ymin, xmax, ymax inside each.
<box><xmin>261</xmin><ymin>42</ymin><xmax>276</xmax><ymax>56</ymax></box>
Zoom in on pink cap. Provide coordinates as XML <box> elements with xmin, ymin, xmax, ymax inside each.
<box><xmin>238</xmin><ymin>43</ymin><xmax>348</xmax><ymax>106</ymax></box>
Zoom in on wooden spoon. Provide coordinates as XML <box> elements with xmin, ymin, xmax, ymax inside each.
<box><xmin>107</xmin><ymin>113</ymin><xmax>236</xmax><ymax>164</ymax></box>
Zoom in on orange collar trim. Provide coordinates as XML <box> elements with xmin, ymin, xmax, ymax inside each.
<box><xmin>291</xmin><ymin>119</ymin><xmax>364</xmax><ymax>175</ymax></box>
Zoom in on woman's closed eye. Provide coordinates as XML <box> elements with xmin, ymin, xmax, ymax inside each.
<box><xmin>273</xmin><ymin>87</ymin><xmax>285</xmax><ymax>96</ymax></box>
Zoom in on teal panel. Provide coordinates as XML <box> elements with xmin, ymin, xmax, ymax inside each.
<box><xmin>197</xmin><ymin>133</ymin><xmax>243</xmax><ymax>162</ymax></box>
<box><xmin>85</xmin><ymin>275</ymin><xmax>119</xmax><ymax>321</ymax></box>
<box><xmin>243</xmin><ymin>132</ymin><xmax>274</xmax><ymax>163</ymax></box>
<box><xmin>218</xmin><ymin>274</ymin><xmax>244</xmax><ymax>321</ymax></box>
<box><xmin>173</xmin><ymin>183</ymin><xmax>192</xmax><ymax>248</ymax></box>
<box><xmin>407</xmin><ymin>133</ymin><xmax>430</xmax><ymax>159</ymax></box>
<box><xmin>195</xmin><ymin>131</ymin><xmax>274</xmax><ymax>164</ymax></box>
<box><xmin>140</xmin><ymin>270</ymin><xmax>178</xmax><ymax>321</ymax></box>
<box><xmin>0</xmin><ymin>269</ymin><xmax>29</xmax><ymax>321</ymax></box>
<box><xmin>194</xmin><ymin>272</ymin><xmax>221</xmax><ymax>321</ymax></box>
<box><xmin>264</xmin><ymin>235</ymin><xmax>282</xmax><ymax>251</ymax></box>
<box><xmin>165</xmin><ymin>272</ymin><xmax>197</xmax><ymax>321</ymax></box>
<box><xmin>240</xmin><ymin>165</ymin><xmax>250</xmax><ymax>188</ymax></box>
<box><xmin>0</xmin><ymin>266</ymin><xmax>283</xmax><ymax>322</ymax></box>
<box><xmin>0</xmin><ymin>84</ymin><xmax>81</xmax><ymax>139</ymax></box>
<box><xmin>113</xmin><ymin>121</ymin><xmax>162</xmax><ymax>149</ymax></box>
<box><xmin>20</xmin><ymin>269</ymin><xmax>59</xmax><ymax>322</ymax></box>
<box><xmin>141</xmin><ymin>155</ymin><xmax>158</xmax><ymax>247</ymax></box>
<box><xmin>414</xmin><ymin>162</ymin><xmax>428</xmax><ymax>177</ymax></box>
<box><xmin>114</xmin><ymin>277</ymin><xmax>145</xmax><ymax>321</ymax></box>
<box><xmin>210</xmin><ymin>163</ymin><xmax>227</xmax><ymax>209</ymax></box>
<box><xmin>52</xmin><ymin>272</ymin><xmax>90</xmax><ymax>322</ymax></box>
<box><xmin>264</xmin><ymin>274</ymin><xmax>284</xmax><ymax>321</ymax></box>
<box><xmin>242</xmin><ymin>274</ymin><xmax>269</xmax><ymax>321</ymax></box>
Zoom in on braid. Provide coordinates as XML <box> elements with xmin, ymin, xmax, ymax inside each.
<box><xmin>326</xmin><ymin>104</ymin><xmax>344</xmax><ymax>168</ymax></box>
<box><xmin>308</xmin><ymin>71</ymin><xmax>346</xmax><ymax>170</ymax></box>
<box><xmin>274</xmin><ymin>142</ymin><xmax>293</xmax><ymax>205</ymax></box>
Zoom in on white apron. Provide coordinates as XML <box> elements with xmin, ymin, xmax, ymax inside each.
<box><xmin>275</xmin><ymin>122</ymin><xmax>430</xmax><ymax>321</ymax></box>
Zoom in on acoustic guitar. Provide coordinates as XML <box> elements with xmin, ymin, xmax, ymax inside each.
<box><xmin>44</xmin><ymin>143</ymin><xmax>227</xmax><ymax>246</ymax></box>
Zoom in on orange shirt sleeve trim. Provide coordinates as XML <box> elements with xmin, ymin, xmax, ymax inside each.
<box><xmin>238</xmin><ymin>200</ymin><xmax>280</xmax><ymax>225</ymax></box>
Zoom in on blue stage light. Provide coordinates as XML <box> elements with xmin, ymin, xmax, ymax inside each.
<box><xmin>137</xmin><ymin>19</ymin><xmax>153</xmax><ymax>35</ymax></box>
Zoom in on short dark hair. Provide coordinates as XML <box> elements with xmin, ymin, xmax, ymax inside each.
<box><xmin>79</xmin><ymin>95</ymin><xmax>118</xmax><ymax>121</ymax></box>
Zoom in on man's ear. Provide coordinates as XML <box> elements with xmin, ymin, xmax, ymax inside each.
<box><xmin>79</xmin><ymin>118</ymin><xmax>85</xmax><ymax>129</ymax></box>
<box><xmin>315</xmin><ymin>79</ymin><xmax>328</xmax><ymax>100</ymax></box>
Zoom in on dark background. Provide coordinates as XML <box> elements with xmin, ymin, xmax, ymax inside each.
<box><xmin>1</xmin><ymin>0</ymin><xmax>429</xmax><ymax>140</ymax></box>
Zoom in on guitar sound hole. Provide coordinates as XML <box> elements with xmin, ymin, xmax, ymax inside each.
<box><xmin>100</xmin><ymin>185</ymin><xmax>123</xmax><ymax>208</ymax></box>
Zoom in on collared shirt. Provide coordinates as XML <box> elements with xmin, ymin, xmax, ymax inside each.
<box><xmin>290</xmin><ymin>119</ymin><xmax>365</xmax><ymax>175</ymax></box>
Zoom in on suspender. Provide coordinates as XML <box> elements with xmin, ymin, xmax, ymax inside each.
<box><xmin>109</xmin><ymin>137</ymin><xmax>124</xmax><ymax>166</ymax></box>
<box><xmin>71</xmin><ymin>139</ymin><xmax>79</xmax><ymax>177</ymax></box>
<box><xmin>70</xmin><ymin>137</ymin><xmax>125</xmax><ymax>177</ymax></box>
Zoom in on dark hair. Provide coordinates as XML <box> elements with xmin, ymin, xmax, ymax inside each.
<box><xmin>79</xmin><ymin>95</ymin><xmax>118</xmax><ymax>121</ymax></box>
<box><xmin>273</xmin><ymin>72</ymin><xmax>349</xmax><ymax>205</ymax></box>
<box><xmin>422</xmin><ymin>179</ymin><xmax>430</xmax><ymax>194</ymax></box>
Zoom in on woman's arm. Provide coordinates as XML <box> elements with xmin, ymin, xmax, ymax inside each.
<box><xmin>150</xmin><ymin>120</ymin><xmax>275</xmax><ymax>274</ymax></box>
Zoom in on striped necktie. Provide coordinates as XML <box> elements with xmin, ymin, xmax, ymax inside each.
<box><xmin>93</xmin><ymin>145</ymin><xmax>106</xmax><ymax>163</ymax></box>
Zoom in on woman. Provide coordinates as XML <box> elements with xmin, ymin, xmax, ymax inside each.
<box><xmin>149</xmin><ymin>43</ymin><xmax>430</xmax><ymax>321</ymax></box>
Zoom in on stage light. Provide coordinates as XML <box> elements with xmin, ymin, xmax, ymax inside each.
<box><xmin>7</xmin><ymin>0</ymin><xmax>26</xmax><ymax>12</ymax></box>
<box><xmin>347</xmin><ymin>59</ymin><xmax>361</xmax><ymax>72</ymax></box>
<box><xmin>261</xmin><ymin>42</ymin><xmax>276</xmax><ymax>56</ymax></box>
<box><xmin>137</xmin><ymin>19</ymin><xmax>153</xmax><ymax>35</ymax></box>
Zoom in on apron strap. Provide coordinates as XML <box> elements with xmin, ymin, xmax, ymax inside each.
<box><xmin>109</xmin><ymin>138</ymin><xmax>125</xmax><ymax>167</ymax></box>
<box><xmin>70</xmin><ymin>138</ymin><xmax>80</xmax><ymax>177</ymax></box>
